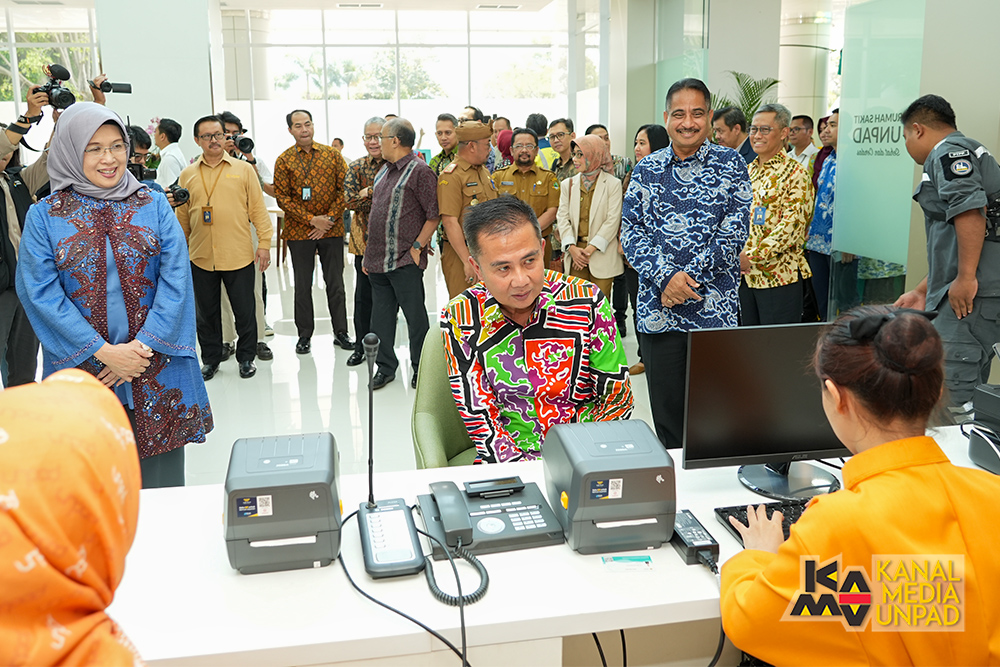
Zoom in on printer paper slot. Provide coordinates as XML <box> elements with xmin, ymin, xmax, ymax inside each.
<box><xmin>594</xmin><ymin>518</ymin><xmax>657</xmax><ymax>529</ymax></box>
<box><xmin>249</xmin><ymin>535</ymin><xmax>317</xmax><ymax>548</ymax></box>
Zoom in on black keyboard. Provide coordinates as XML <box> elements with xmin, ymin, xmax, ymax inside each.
<box><xmin>715</xmin><ymin>499</ymin><xmax>809</xmax><ymax>547</ymax></box>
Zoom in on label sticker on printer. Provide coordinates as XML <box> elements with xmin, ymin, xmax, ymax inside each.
<box><xmin>590</xmin><ymin>479</ymin><xmax>623</xmax><ymax>500</ymax></box>
<box><xmin>237</xmin><ymin>495</ymin><xmax>273</xmax><ymax>518</ymax></box>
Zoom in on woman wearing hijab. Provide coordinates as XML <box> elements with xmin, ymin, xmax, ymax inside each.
<box><xmin>0</xmin><ymin>369</ymin><xmax>144</xmax><ymax>666</ymax></box>
<box><xmin>496</xmin><ymin>129</ymin><xmax>513</xmax><ymax>170</ymax></box>
<box><xmin>16</xmin><ymin>103</ymin><xmax>212</xmax><ymax>489</ymax></box>
<box><xmin>619</xmin><ymin>124</ymin><xmax>669</xmax><ymax>375</ymax></box>
<box><xmin>555</xmin><ymin>134</ymin><xmax>623</xmax><ymax>296</ymax></box>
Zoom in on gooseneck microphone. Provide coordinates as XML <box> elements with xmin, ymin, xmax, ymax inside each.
<box><xmin>356</xmin><ymin>332</ymin><xmax>425</xmax><ymax>578</ymax></box>
<box><xmin>363</xmin><ymin>333</ymin><xmax>379</xmax><ymax>509</ymax></box>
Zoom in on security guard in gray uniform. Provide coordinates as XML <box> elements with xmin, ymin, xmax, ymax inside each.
<box><xmin>896</xmin><ymin>94</ymin><xmax>1000</xmax><ymax>412</ymax></box>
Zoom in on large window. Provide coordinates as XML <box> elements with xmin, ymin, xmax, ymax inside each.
<box><xmin>221</xmin><ymin>3</ymin><xmax>570</xmax><ymax>165</ymax></box>
<box><xmin>2</xmin><ymin>7</ymin><xmax>101</xmax><ymax>165</ymax></box>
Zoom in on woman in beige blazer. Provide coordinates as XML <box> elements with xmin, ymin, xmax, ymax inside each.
<box><xmin>555</xmin><ymin>134</ymin><xmax>624</xmax><ymax>296</ymax></box>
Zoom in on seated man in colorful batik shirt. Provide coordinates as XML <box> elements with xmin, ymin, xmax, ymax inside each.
<box><xmin>441</xmin><ymin>197</ymin><xmax>634</xmax><ymax>463</ymax></box>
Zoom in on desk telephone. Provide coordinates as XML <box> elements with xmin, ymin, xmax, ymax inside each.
<box><xmin>416</xmin><ymin>476</ymin><xmax>564</xmax><ymax>560</ymax></box>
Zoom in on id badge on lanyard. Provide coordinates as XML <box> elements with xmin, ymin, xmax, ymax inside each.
<box><xmin>302</xmin><ymin>186</ymin><xmax>312</xmax><ymax>201</ymax></box>
<box><xmin>202</xmin><ymin>206</ymin><xmax>213</xmax><ymax>225</ymax></box>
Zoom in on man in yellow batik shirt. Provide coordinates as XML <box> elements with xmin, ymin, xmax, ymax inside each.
<box><xmin>740</xmin><ymin>103</ymin><xmax>815</xmax><ymax>326</ymax></box>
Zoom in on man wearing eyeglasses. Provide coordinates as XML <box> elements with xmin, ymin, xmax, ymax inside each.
<box><xmin>547</xmin><ymin>118</ymin><xmax>578</xmax><ymax>183</ymax></box>
<box><xmin>365</xmin><ymin>118</ymin><xmax>439</xmax><ymax>390</ymax></box>
<box><xmin>173</xmin><ymin>115</ymin><xmax>272</xmax><ymax>381</ymax></box>
<box><xmin>437</xmin><ymin>120</ymin><xmax>498</xmax><ymax>299</ymax></box>
<box><xmin>491</xmin><ymin>127</ymin><xmax>560</xmax><ymax>268</ymax></box>
<box><xmin>787</xmin><ymin>114</ymin><xmax>818</xmax><ymax>170</ymax></box>
<box><xmin>126</xmin><ymin>125</ymin><xmax>164</xmax><ymax>193</ymax></box>
<box><xmin>343</xmin><ymin>116</ymin><xmax>387</xmax><ymax>368</ymax></box>
<box><xmin>740</xmin><ymin>103</ymin><xmax>814</xmax><ymax>326</ymax></box>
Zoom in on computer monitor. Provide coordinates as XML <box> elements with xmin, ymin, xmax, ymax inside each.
<box><xmin>682</xmin><ymin>323</ymin><xmax>850</xmax><ymax>501</ymax></box>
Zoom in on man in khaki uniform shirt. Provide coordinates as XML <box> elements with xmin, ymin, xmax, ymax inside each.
<box><xmin>491</xmin><ymin>127</ymin><xmax>560</xmax><ymax>268</ymax></box>
<box><xmin>174</xmin><ymin>115</ymin><xmax>272</xmax><ymax>381</ymax></box>
<box><xmin>437</xmin><ymin>120</ymin><xmax>497</xmax><ymax>299</ymax></box>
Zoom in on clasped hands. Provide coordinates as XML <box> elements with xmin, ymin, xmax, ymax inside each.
<box><xmin>308</xmin><ymin>215</ymin><xmax>335</xmax><ymax>240</ymax></box>
<box><xmin>94</xmin><ymin>340</ymin><xmax>154</xmax><ymax>388</ymax></box>
<box><xmin>568</xmin><ymin>244</ymin><xmax>595</xmax><ymax>271</ymax></box>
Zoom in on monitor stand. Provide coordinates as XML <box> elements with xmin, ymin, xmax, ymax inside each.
<box><xmin>737</xmin><ymin>461</ymin><xmax>841</xmax><ymax>502</ymax></box>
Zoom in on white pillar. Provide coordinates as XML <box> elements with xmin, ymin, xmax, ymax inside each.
<box><xmin>778</xmin><ymin>0</ymin><xmax>833</xmax><ymax>122</ymax></box>
<box><xmin>94</xmin><ymin>0</ymin><xmax>220</xmax><ymax>164</ymax></box>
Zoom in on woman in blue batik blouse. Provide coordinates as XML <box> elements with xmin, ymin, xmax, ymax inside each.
<box><xmin>16</xmin><ymin>103</ymin><xmax>212</xmax><ymax>488</ymax></box>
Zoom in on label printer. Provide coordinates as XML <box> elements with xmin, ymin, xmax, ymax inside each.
<box><xmin>543</xmin><ymin>420</ymin><xmax>676</xmax><ymax>554</ymax></box>
<box><xmin>224</xmin><ymin>433</ymin><xmax>343</xmax><ymax>574</ymax></box>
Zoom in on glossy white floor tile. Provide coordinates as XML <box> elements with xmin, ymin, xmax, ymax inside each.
<box><xmin>186</xmin><ymin>246</ymin><xmax>654</xmax><ymax>486</ymax></box>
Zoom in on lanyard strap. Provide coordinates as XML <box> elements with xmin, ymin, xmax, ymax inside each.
<box><xmin>296</xmin><ymin>147</ymin><xmax>317</xmax><ymax>185</ymax></box>
<box><xmin>198</xmin><ymin>161</ymin><xmax>226</xmax><ymax>205</ymax></box>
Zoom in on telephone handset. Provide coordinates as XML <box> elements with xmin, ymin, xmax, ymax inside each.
<box><xmin>428</xmin><ymin>481</ymin><xmax>473</xmax><ymax>547</ymax></box>
<box><xmin>417</xmin><ymin>476</ymin><xmax>564</xmax><ymax>561</ymax></box>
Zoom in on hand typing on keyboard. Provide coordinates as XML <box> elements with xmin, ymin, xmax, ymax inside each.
<box><xmin>727</xmin><ymin>505</ymin><xmax>785</xmax><ymax>554</ymax></box>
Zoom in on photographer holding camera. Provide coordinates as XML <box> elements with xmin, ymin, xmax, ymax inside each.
<box><xmin>0</xmin><ymin>84</ymin><xmax>56</xmax><ymax>389</ymax></box>
<box><xmin>219</xmin><ymin>111</ymin><xmax>274</xmax><ymax>197</ymax></box>
<box><xmin>127</xmin><ymin>125</ymin><xmax>164</xmax><ymax>194</ymax></box>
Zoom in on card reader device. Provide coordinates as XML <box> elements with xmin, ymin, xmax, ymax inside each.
<box><xmin>543</xmin><ymin>421</ymin><xmax>676</xmax><ymax>554</ymax></box>
<box><xmin>224</xmin><ymin>433</ymin><xmax>342</xmax><ymax>574</ymax></box>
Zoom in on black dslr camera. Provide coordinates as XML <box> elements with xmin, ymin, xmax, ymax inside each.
<box><xmin>33</xmin><ymin>64</ymin><xmax>76</xmax><ymax>110</ymax></box>
<box><xmin>168</xmin><ymin>183</ymin><xmax>190</xmax><ymax>207</ymax></box>
<box><xmin>228</xmin><ymin>133</ymin><xmax>254</xmax><ymax>153</ymax></box>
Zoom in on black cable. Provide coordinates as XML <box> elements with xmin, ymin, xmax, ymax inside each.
<box><xmin>707</xmin><ymin>621</ymin><xmax>725</xmax><ymax>667</ymax></box>
<box><xmin>337</xmin><ymin>511</ymin><xmax>465</xmax><ymax>662</ymax></box>
<box><xmin>815</xmin><ymin>458</ymin><xmax>843</xmax><ymax>471</ymax></box>
<box><xmin>416</xmin><ymin>528</ymin><xmax>472</xmax><ymax>667</ymax></box>
<box><xmin>592</xmin><ymin>632</ymin><xmax>608</xmax><ymax>667</ymax></box>
<box><xmin>419</xmin><ymin>536</ymin><xmax>489</xmax><ymax>606</ymax></box>
<box><xmin>695</xmin><ymin>551</ymin><xmax>725</xmax><ymax>667</ymax></box>
<box><xmin>696</xmin><ymin>550</ymin><xmax>719</xmax><ymax>576</ymax></box>
<box><xmin>620</xmin><ymin>629</ymin><xmax>627</xmax><ymax>667</ymax></box>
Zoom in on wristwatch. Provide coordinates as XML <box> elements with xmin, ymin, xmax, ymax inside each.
<box><xmin>412</xmin><ymin>240</ymin><xmax>423</xmax><ymax>250</ymax></box>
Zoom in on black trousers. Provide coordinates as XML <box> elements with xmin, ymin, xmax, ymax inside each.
<box><xmin>0</xmin><ymin>288</ymin><xmax>39</xmax><ymax>386</ymax></box>
<box><xmin>126</xmin><ymin>407</ymin><xmax>185</xmax><ymax>488</ymax></box>
<box><xmin>807</xmin><ymin>251</ymin><xmax>832</xmax><ymax>321</ymax></box>
<box><xmin>639</xmin><ymin>330</ymin><xmax>687</xmax><ymax>449</ymax></box>
<box><xmin>612</xmin><ymin>273</ymin><xmax>628</xmax><ymax>325</ymax></box>
<box><xmin>739</xmin><ymin>278</ymin><xmax>804</xmax><ymax>326</ymax></box>
<box><xmin>369</xmin><ymin>263</ymin><xmax>429</xmax><ymax>377</ymax></box>
<box><xmin>191</xmin><ymin>261</ymin><xmax>257</xmax><ymax>364</ymax></box>
<box><xmin>288</xmin><ymin>237</ymin><xmax>348</xmax><ymax>338</ymax></box>
<box><xmin>624</xmin><ymin>265</ymin><xmax>642</xmax><ymax>362</ymax></box>
<box><xmin>353</xmin><ymin>255</ymin><xmax>373</xmax><ymax>353</ymax></box>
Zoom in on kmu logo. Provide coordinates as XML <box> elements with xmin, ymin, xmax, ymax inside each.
<box><xmin>783</xmin><ymin>556</ymin><xmax>874</xmax><ymax>631</ymax></box>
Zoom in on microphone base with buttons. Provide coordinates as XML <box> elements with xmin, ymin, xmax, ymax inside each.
<box><xmin>358</xmin><ymin>498</ymin><xmax>426</xmax><ymax>578</ymax></box>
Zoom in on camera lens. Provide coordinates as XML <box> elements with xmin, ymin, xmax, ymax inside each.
<box><xmin>236</xmin><ymin>136</ymin><xmax>254</xmax><ymax>153</ymax></box>
<box><xmin>170</xmin><ymin>186</ymin><xmax>190</xmax><ymax>205</ymax></box>
<box><xmin>52</xmin><ymin>86</ymin><xmax>76</xmax><ymax>110</ymax></box>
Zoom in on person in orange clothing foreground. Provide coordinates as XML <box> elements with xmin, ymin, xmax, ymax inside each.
<box><xmin>721</xmin><ymin>305</ymin><xmax>1000</xmax><ymax>666</ymax></box>
<box><xmin>0</xmin><ymin>369</ymin><xmax>143</xmax><ymax>666</ymax></box>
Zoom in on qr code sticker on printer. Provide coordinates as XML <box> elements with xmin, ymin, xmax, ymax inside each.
<box><xmin>609</xmin><ymin>479</ymin><xmax>623</xmax><ymax>499</ymax></box>
<box><xmin>257</xmin><ymin>495</ymin><xmax>273</xmax><ymax>516</ymax></box>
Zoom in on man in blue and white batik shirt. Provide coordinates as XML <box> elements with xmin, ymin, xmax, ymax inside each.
<box><xmin>621</xmin><ymin>77</ymin><xmax>751</xmax><ymax>449</ymax></box>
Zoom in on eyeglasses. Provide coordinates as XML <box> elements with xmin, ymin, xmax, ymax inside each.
<box><xmin>362</xmin><ymin>134</ymin><xmax>381</xmax><ymax>142</ymax></box>
<box><xmin>379</xmin><ymin>134</ymin><xmax>396</xmax><ymax>142</ymax></box>
<box><xmin>131</xmin><ymin>152</ymin><xmax>150</xmax><ymax>163</ymax></box>
<box><xmin>198</xmin><ymin>132</ymin><xmax>226</xmax><ymax>141</ymax></box>
<box><xmin>788</xmin><ymin>127</ymin><xmax>808</xmax><ymax>134</ymax></box>
<box><xmin>83</xmin><ymin>142</ymin><xmax>128</xmax><ymax>156</ymax></box>
<box><xmin>748</xmin><ymin>126</ymin><xmax>774</xmax><ymax>136</ymax></box>
<box><xmin>512</xmin><ymin>144</ymin><xmax>536</xmax><ymax>151</ymax></box>
<box><xmin>547</xmin><ymin>131</ymin><xmax>569</xmax><ymax>142</ymax></box>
